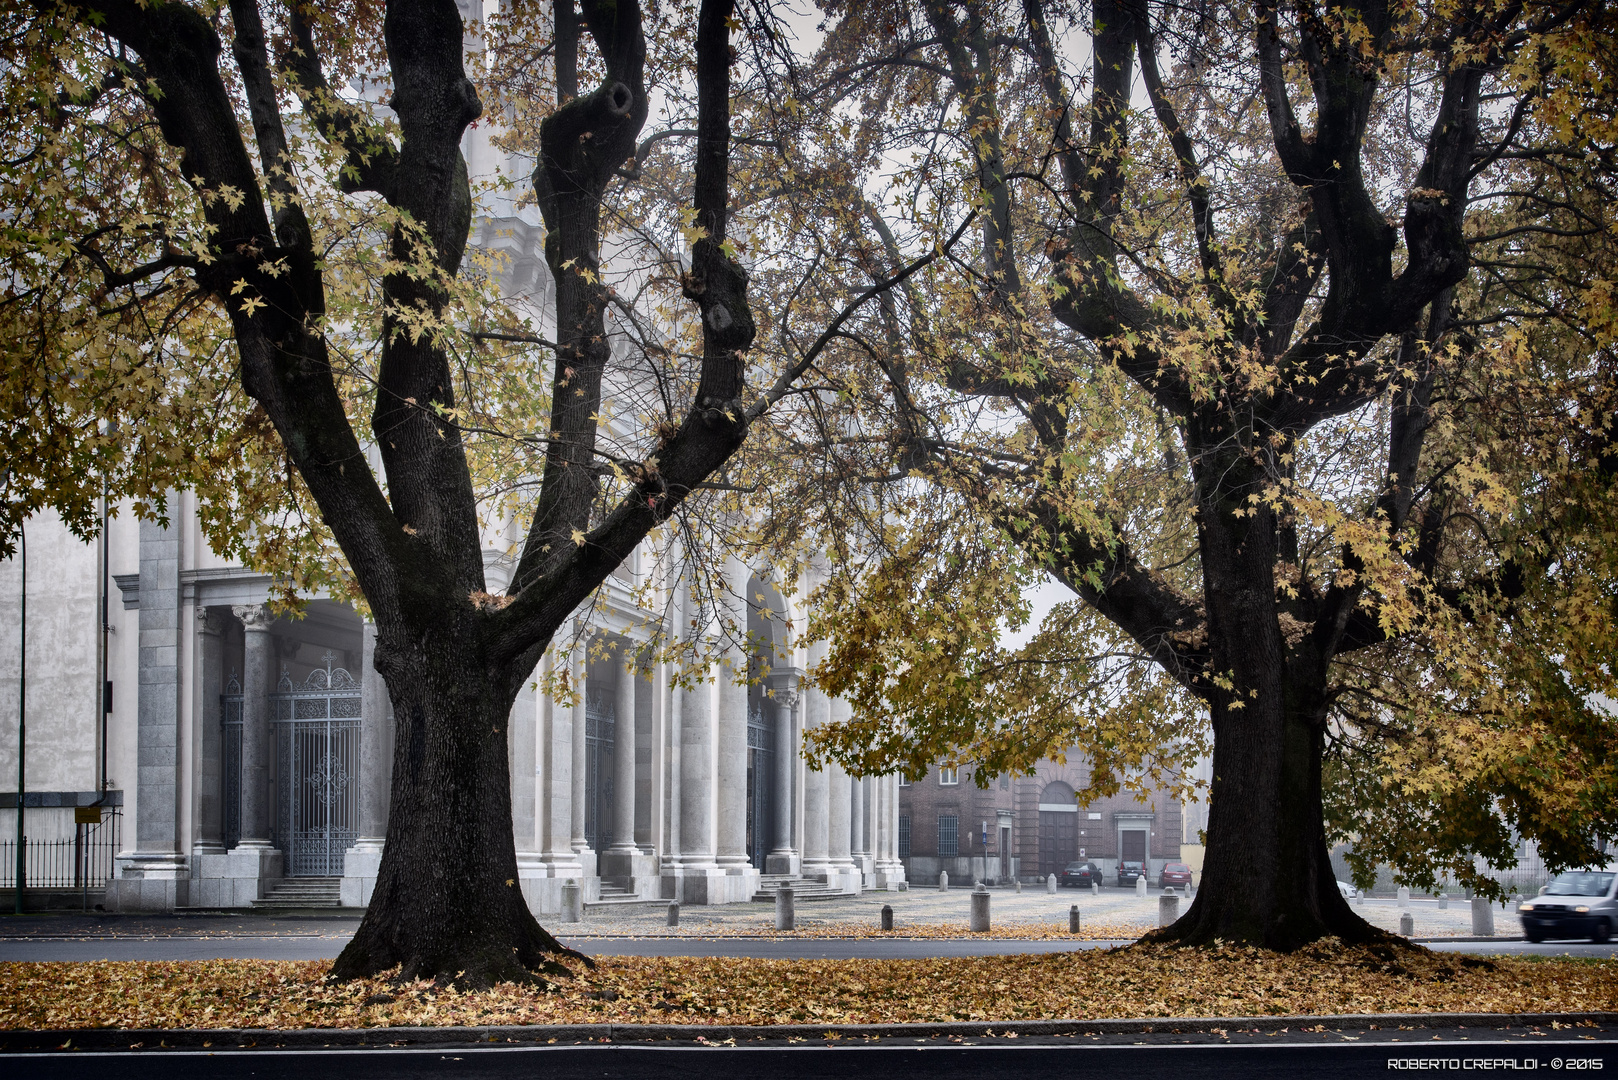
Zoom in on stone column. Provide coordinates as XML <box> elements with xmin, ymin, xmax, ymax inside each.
<box><xmin>799</xmin><ymin>640</ymin><xmax>831</xmax><ymax>877</ymax></box>
<box><xmin>850</xmin><ymin>773</ymin><xmax>867</xmax><ymax>881</ymax></box>
<box><xmin>874</xmin><ymin>772</ymin><xmax>907</xmax><ymax>887</ymax></box>
<box><xmin>570</xmin><ymin>637</ymin><xmax>588</xmax><ymax>854</ymax></box>
<box><xmin>219</xmin><ymin>603</ymin><xmax>281</xmax><ymax>905</ymax></box>
<box><xmin>826</xmin><ymin>696</ymin><xmax>856</xmax><ymax>890</ymax></box>
<box><xmin>765</xmin><ymin>678</ymin><xmax>799</xmax><ymax>875</ymax></box>
<box><xmin>679</xmin><ymin>666</ymin><xmax>716</xmax><ymax>870</ymax></box>
<box><xmin>609</xmin><ymin>648</ymin><xmax>637</xmax><ymax>855</ymax></box>
<box><xmin>341</xmin><ymin>621</ymin><xmax>390</xmax><ymax>908</ymax></box>
<box><xmin>108</xmin><ymin>516</ymin><xmax>191</xmax><ymax>911</ymax></box>
<box><xmin>193</xmin><ymin>607</ymin><xmax>226</xmax><ymax>855</ymax></box>
<box><xmin>715</xmin><ymin>591</ymin><xmax>750</xmax><ymax>874</ymax></box>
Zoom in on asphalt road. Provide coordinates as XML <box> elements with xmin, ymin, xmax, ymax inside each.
<box><xmin>1</xmin><ymin>933</ymin><xmax>1614</xmax><ymax>961</ymax></box>
<box><xmin>4</xmin><ymin>1034</ymin><xmax>1615</xmax><ymax>1080</ymax></box>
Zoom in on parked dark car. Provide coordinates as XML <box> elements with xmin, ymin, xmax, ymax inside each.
<box><xmin>1117</xmin><ymin>860</ymin><xmax>1146</xmax><ymax>887</ymax></box>
<box><xmin>1518</xmin><ymin>868</ymin><xmax>1617</xmax><ymax>943</ymax></box>
<box><xmin>1058</xmin><ymin>861</ymin><xmax>1103</xmax><ymax>888</ymax></box>
<box><xmin>1158</xmin><ymin>862</ymin><xmax>1193</xmax><ymax>890</ymax></box>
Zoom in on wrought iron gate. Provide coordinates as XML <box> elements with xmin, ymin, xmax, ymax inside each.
<box><xmin>584</xmin><ymin>691</ymin><xmax>615</xmax><ymax>851</ymax></box>
<box><xmin>272</xmin><ymin>655</ymin><xmax>361</xmax><ymax>876</ymax></box>
<box><xmin>746</xmin><ymin>702</ymin><xmax>774</xmax><ymax>868</ymax></box>
<box><xmin>221</xmin><ymin>672</ymin><xmax>243</xmax><ymax>851</ymax></box>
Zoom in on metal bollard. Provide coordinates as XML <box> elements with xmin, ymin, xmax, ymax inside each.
<box><xmin>776</xmin><ymin>886</ymin><xmax>796</xmax><ymax>931</ymax></box>
<box><xmin>1399</xmin><ymin>911</ymin><xmax>1414</xmax><ymax>937</ymax></box>
<box><xmin>880</xmin><ymin>904</ymin><xmax>893</xmax><ymax>931</ymax></box>
<box><xmin>1471</xmin><ymin>896</ymin><xmax>1495</xmax><ymax>936</ymax></box>
<box><xmin>939</xmin><ymin>871</ymin><xmax>949</xmax><ymax>891</ymax></box>
<box><xmin>1159</xmin><ymin>888</ymin><xmax>1180</xmax><ymax>927</ymax></box>
<box><xmin>561</xmin><ymin>879</ymin><xmax>582</xmax><ymax>923</ymax></box>
<box><xmin>1069</xmin><ymin>904</ymin><xmax>1081</xmax><ymax>934</ymax></box>
<box><xmin>1046</xmin><ymin>873</ymin><xmax>1057</xmax><ymax>894</ymax></box>
<box><xmin>970</xmin><ymin>883</ymin><xmax>991</xmax><ymax>932</ymax></box>
<box><xmin>667</xmin><ymin>900</ymin><xmax>680</xmax><ymax>927</ymax></box>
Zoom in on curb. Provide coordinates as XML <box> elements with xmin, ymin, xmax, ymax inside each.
<box><xmin>2</xmin><ymin>1012</ymin><xmax>1614</xmax><ymax>1052</ymax></box>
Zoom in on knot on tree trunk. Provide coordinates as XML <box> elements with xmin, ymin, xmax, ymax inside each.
<box><xmin>684</xmin><ymin>238</ymin><xmax>754</xmax><ymax>353</ymax></box>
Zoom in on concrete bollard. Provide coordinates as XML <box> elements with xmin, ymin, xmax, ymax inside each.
<box><xmin>776</xmin><ymin>886</ymin><xmax>796</xmax><ymax>931</ymax></box>
<box><xmin>1399</xmin><ymin>911</ymin><xmax>1414</xmax><ymax>937</ymax></box>
<box><xmin>1016</xmin><ymin>879</ymin><xmax>1023</xmax><ymax>894</ymax></box>
<box><xmin>667</xmin><ymin>901</ymin><xmax>680</xmax><ymax>927</ymax></box>
<box><xmin>561</xmin><ymin>879</ymin><xmax>582</xmax><ymax>923</ymax></box>
<box><xmin>1091</xmin><ymin>882</ymin><xmax>1099</xmax><ymax>897</ymax></box>
<box><xmin>1355</xmin><ymin>889</ymin><xmax>1364</xmax><ymax>906</ymax></box>
<box><xmin>1438</xmin><ymin>894</ymin><xmax>1449</xmax><ymax>911</ymax></box>
<box><xmin>1159</xmin><ymin>888</ymin><xmax>1180</xmax><ymax>927</ymax></box>
<box><xmin>1471</xmin><ymin>896</ymin><xmax>1496</xmax><ymax>936</ymax></box>
<box><xmin>939</xmin><ymin>871</ymin><xmax>949</xmax><ymax>892</ymax></box>
<box><xmin>880</xmin><ymin>904</ymin><xmax>893</xmax><ymax>931</ymax></box>
<box><xmin>1046</xmin><ymin>873</ymin><xmax>1057</xmax><ymax>894</ymax></box>
<box><xmin>1397</xmin><ymin>885</ymin><xmax>1411</xmax><ymax>910</ymax></box>
<box><xmin>1135</xmin><ymin>875</ymin><xmax>1147</xmax><ymax>898</ymax></box>
<box><xmin>1070</xmin><ymin>904</ymin><xmax>1081</xmax><ymax>934</ymax></box>
<box><xmin>970</xmin><ymin>883</ymin><xmax>991</xmax><ymax>932</ymax></box>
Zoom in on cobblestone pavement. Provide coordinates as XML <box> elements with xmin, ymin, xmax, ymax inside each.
<box><xmin>0</xmin><ymin>886</ymin><xmax>1526</xmax><ymax>941</ymax></box>
<box><xmin>560</xmin><ymin>884</ymin><xmax>1525</xmax><ymax>939</ymax></box>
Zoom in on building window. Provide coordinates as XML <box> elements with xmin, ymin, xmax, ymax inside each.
<box><xmin>899</xmin><ymin>774</ymin><xmax>910</xmax><ymax>787</ymax></box>
<box><xmin>938</xmin><ymin>814</ymin><xmax>959</xmax><ymax>858</ymax></box>
<box><xmin>999</xmin><ymin>775</ymin><xmax>1009</xmax><ymax>790</ymax></box>
<box><xmin>898</xmin><ymin>815</ymin><xmax>911</xmax><ymax>858</ymax></box>
<box><xmin>939</xmin><ymin>767</ymin><xmax>958</xmax><ymax>786</ymax></box>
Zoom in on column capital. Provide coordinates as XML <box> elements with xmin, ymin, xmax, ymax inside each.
<box><xmin>232</xmin><ymin>604</ymin><xmax>275</xmax><ymax>631</ymax></box>
<box><xmin>196</xmin><ymin>605</ymin><xmax>226</xmax><ymax>637</ymax></box>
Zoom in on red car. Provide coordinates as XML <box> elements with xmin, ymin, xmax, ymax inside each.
<box><xmin>1159</xmin><ymin>862</ymin><xmax>1193</xmax><ymax>889</ymax></box>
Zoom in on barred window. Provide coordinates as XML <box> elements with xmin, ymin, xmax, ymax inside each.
<box><xmin>898</xmin><ymin>815</ymin><xmax>911</xmax><ymax>859</ymax></box>
<box><xmin>938</xmin><ymin>814</ymin><xmax>959</xmax><ymax>858</ymax></box>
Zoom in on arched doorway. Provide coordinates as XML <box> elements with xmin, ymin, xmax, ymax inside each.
<box><xmin>1038</xmin><ymin>781</ymin><xmax>1078</xmax><ymax>878</ymax></box>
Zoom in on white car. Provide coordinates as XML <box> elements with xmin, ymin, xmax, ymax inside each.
<box><xmin>1336</xmin><ymin>880</ymin><xmax>1355</xmax><ymax>899</ymax></box>
<box><xmin>1518</xmin><ymin>868</ymin><xmax>1617</xmax><ymax>943</ymax></box>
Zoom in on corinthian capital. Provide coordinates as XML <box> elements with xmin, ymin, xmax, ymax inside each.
<box><xmin>232</xmin><ymin>604</ymin><xmax>275</xmax><ymax>632</ymax></box>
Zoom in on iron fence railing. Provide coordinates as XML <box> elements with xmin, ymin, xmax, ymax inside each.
<box><xmin>0</xmin><ymin>808</ymin><xmax>123</xmax><ymax>889</ymax></box>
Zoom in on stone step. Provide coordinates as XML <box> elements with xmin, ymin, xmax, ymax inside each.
<box><xmin>250</xmin><ymin>877</ymin><xmax>343</xmax><ymax>909</ymax></box>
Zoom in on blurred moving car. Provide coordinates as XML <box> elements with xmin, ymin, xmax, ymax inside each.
<box><xmin>1337</xmin><ymin>880</ymin><xmax>1355</xmax><ymax>899</ymax></box>
<box><xmin>1117</xmin><ymin>860</ymin><xmax>1146</xmax><ymax>887</ymax></box>
<box><xmin>1159</xmin><ymin>862</ymin><xmax>1193</xmax><ymax>890</ymax></box>
<box><xmin>1518</xmin><ymin>868</ymin><xmax>1617</xmax><ymax>943</ymax></box>
<box><xmin>1058</xmin><ymin>861</ymin><xmax>1103</xmax><ymax>888</ymax></box>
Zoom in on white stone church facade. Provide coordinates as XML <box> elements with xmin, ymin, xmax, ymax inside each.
<box><xmin>0</xmin><ymin>503</ymin><xmax>907</xmax><ymax>915</ymax></box>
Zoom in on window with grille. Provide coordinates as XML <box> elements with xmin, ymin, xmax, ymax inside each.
<box><xmin>898</xmin><ymin>815</ymin><xmax>911</xmax><ymax>858</ymax></box>
<box><xmin>938</xmin><ymin>814</ymin><xmax>959</xmax><ymax>858</ymax></box>
<box><xmin>939</xmin><ymin>767</ymin><xmax>958</xmax><ymax>786</ymax></box>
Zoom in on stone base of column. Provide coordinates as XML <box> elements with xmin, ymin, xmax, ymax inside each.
<box><xmin>853</xmin><ymin>853</ymin><xmax>875</xmax><ymax>883</ymax></box>
<box><xmin>871</xmin><ymin>857</ymin><xmax>908</xmax><ymax>891</ymax></box>
<box><xmin>659</xmin><ymin>865</ymin><xmax>758</xmax><ymax>905</ymax></box>
<box><xmin>516</xmin><ymin>853</ymin><xmax>601</xmax><ymax>918</ymax></box>
<box><xmin>764</xmin><ymin>849</ymin><xmax>800</xmax><ymax>876</ymax></box>
<box><xmin>106</xmin><ymin>852</ymin><xmax>192</xmax><ymax>912</ymax></box>
<box><xmin>339</xmin><ymin>838</ymin><xmax>386</xmax><ymax>908</ymax></box>
<box><xmin>192</xmin><ymin>842</ymin><xmax>282</xmax><ymax>908</ymax></box>
<box><xmin>598</xmin><ymin>849</ymin><xmax>660</xmax><ymax>898</ymax></box>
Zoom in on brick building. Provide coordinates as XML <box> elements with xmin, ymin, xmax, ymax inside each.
<box><xmin>899</xmin><ymin>753</ymin><xmax>1184</xmax><ymax>886</ymax></box>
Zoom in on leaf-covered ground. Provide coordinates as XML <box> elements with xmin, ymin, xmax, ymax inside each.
<box><xmin>2</xmin><ymin>941</ymin><xmax>1613</xmax><ymax>1030</ymax></box>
